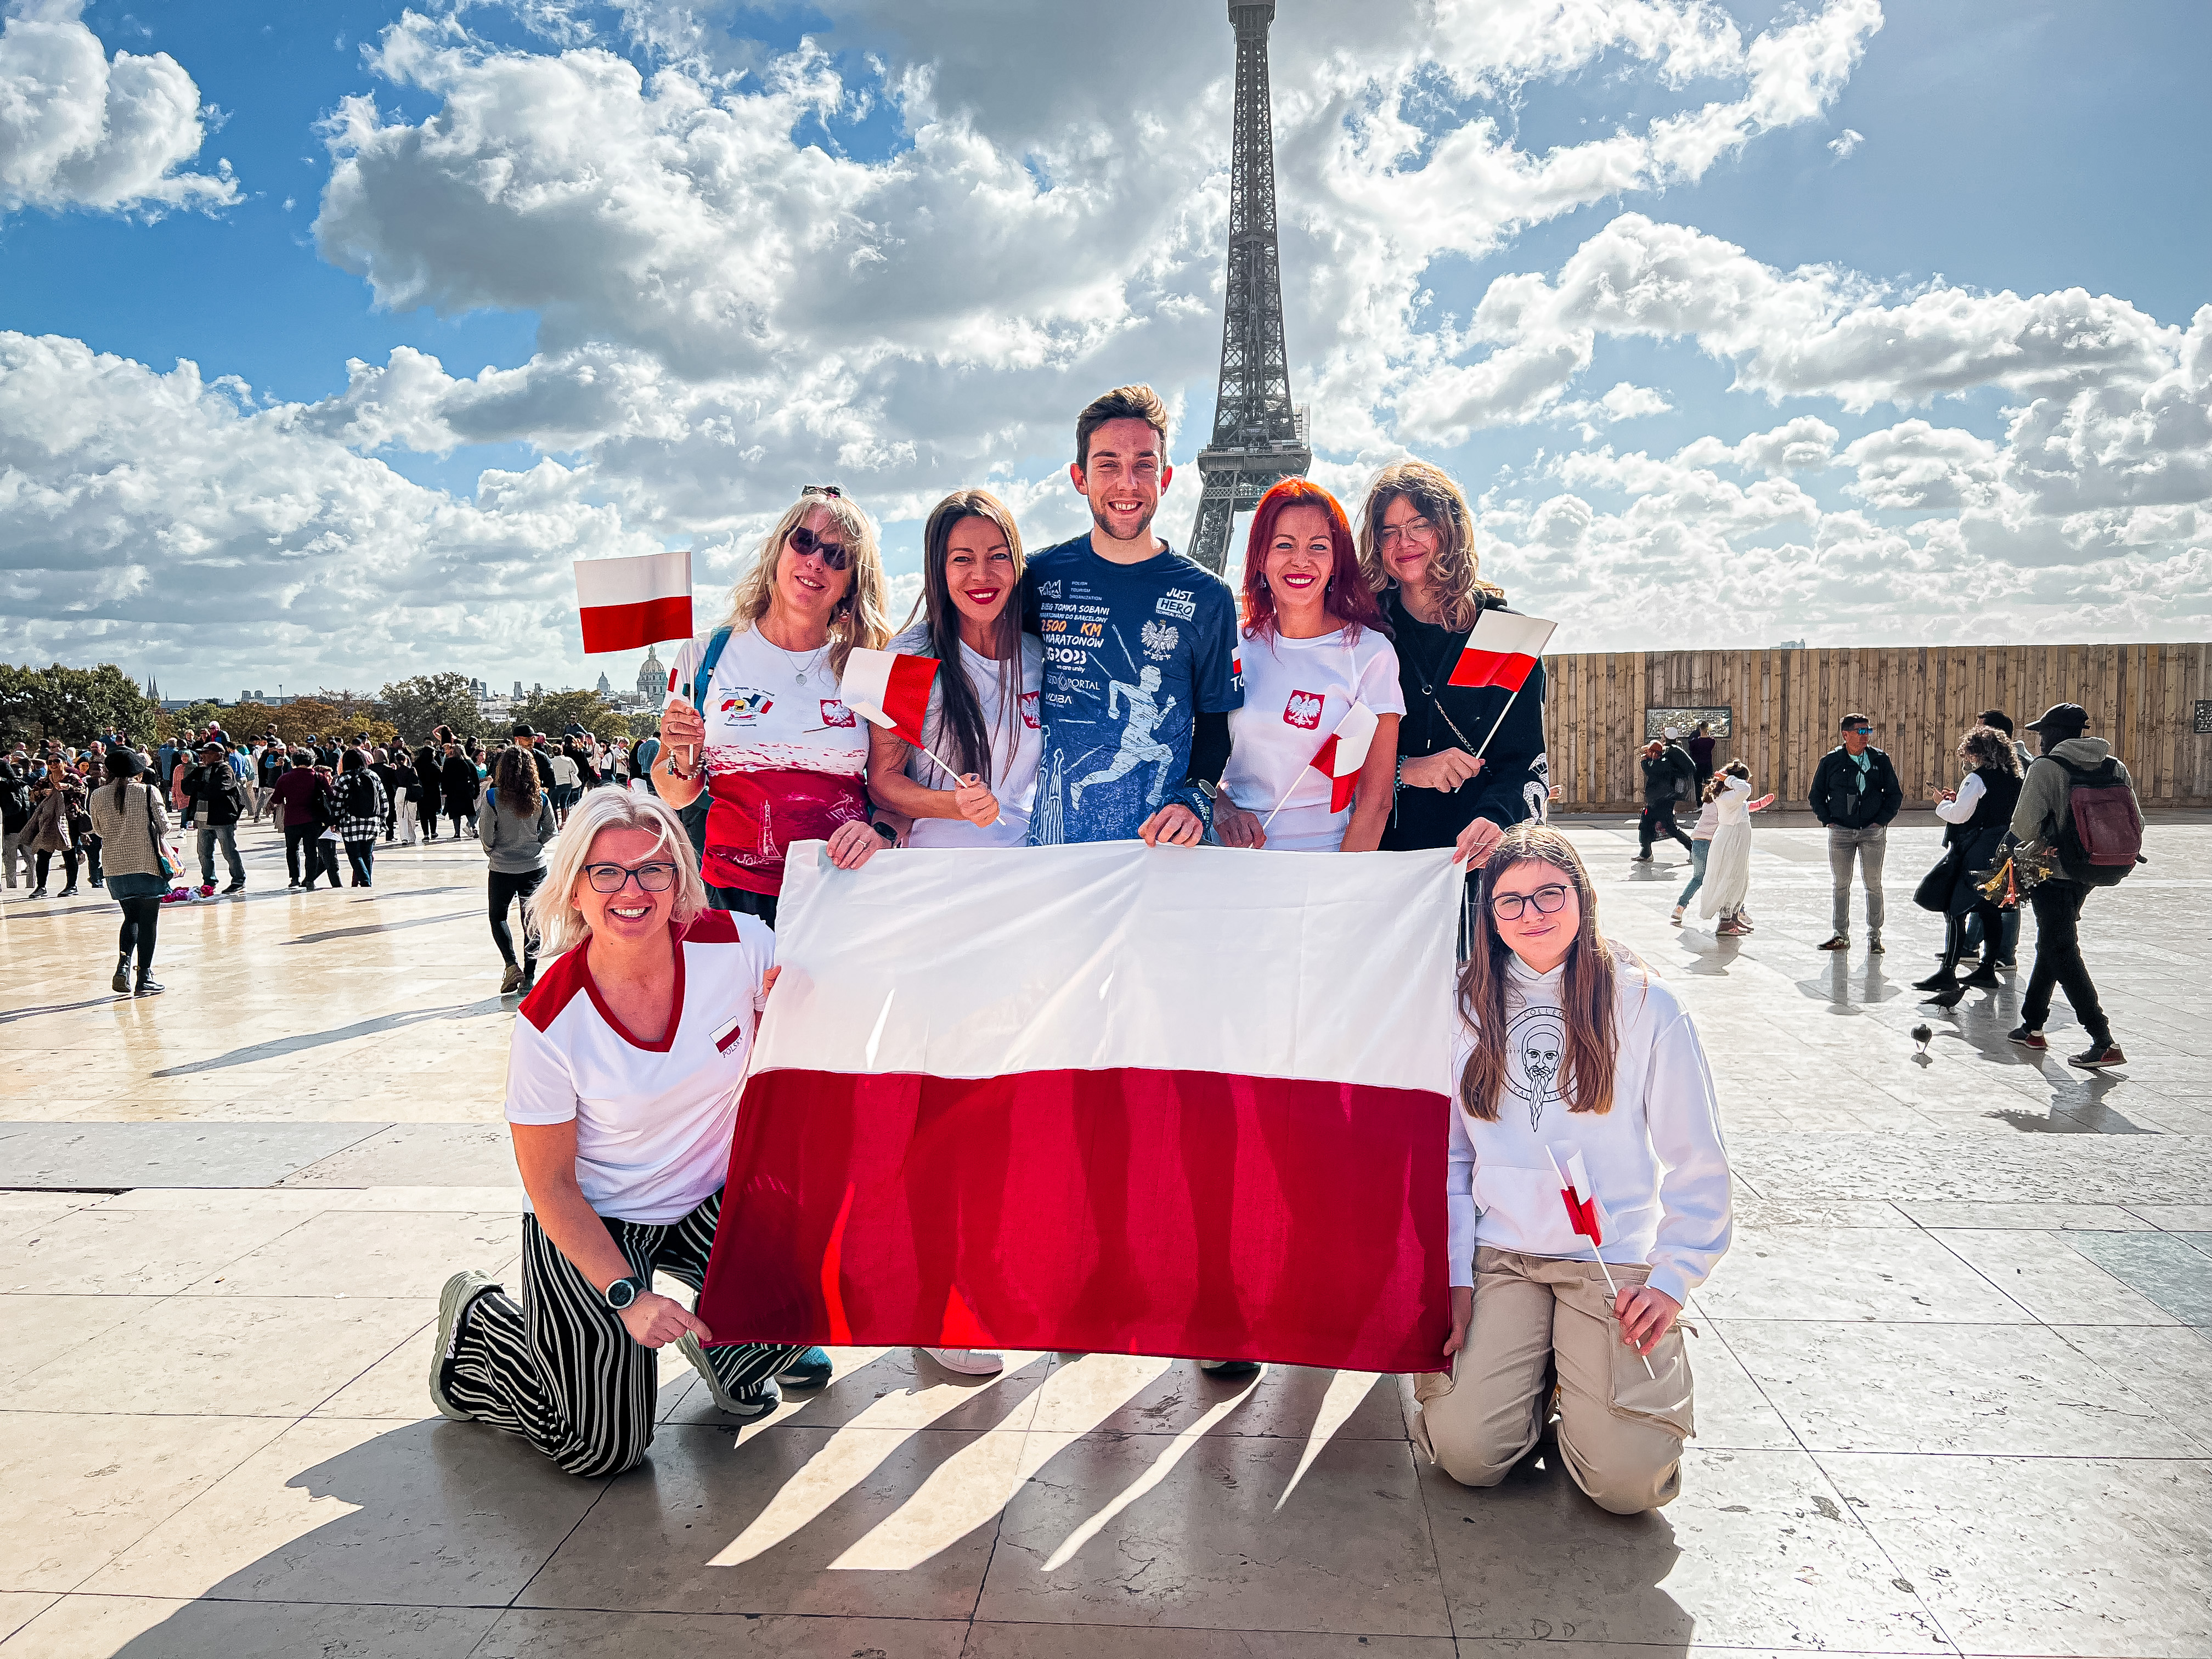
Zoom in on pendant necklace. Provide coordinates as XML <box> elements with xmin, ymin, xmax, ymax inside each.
<box><xmin>763</xmin><ymin>631</ymin><xmax>826</xmax><ymax>686</ymax></box>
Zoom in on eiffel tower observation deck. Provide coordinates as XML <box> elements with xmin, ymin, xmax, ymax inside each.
<box><xmin>1188</xmin><ymin>0</ymin><xmax>1312</xmax><ymax>576</ymax></box>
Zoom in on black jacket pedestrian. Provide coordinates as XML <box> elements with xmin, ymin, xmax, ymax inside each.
<box><xmin>1809</xmin><ymin>745</ymin><xmax>1903</xmax><ymax>828</ymax></box>
<box><xmin>1936</xmin><ymin>764</ymin><xmax>2023</xmax><ymax>916</ymax></box>
<box><xmin>180</xmin><ymin>761</ymin><xmax>248</xmax><ymax>827</ymax></box>
<box><xmin>441</xmin><ymin>754</ymin><xmax>482</xmax><ymax>815</ymax></box>
<box><xmin>1641</xmin><ymin>746</ymin><xmax>1694</xmax><ymax>807</ymax></box>
<box><xmin>0</xmin><ymin>760</ymin><xmax>30</xmax><ymax>835</ymax></box>
<box><xmin>415</xmin><ymin>744</ymin><xmax>443</xmax><ymax>816</ymax></box>
<box><xmin>1378</xmin><ymin>589</ymin><xmax>1553</xmax><ymax>849</ymax></box>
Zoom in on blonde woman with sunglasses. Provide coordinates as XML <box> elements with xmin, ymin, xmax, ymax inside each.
<box><xmin>656</xmin><ymin>486</ymin><xmax>895</xmax><ymax>926</ymax></box>
<box><xmin>431</xmin><ymin>788</ymin><xmax>809</xmax><ymax>1476</ymax></box>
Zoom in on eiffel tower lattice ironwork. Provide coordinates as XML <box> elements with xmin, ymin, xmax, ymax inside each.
<box><xmin>1187</xmin><ymin>0</ymin><xmax>1310</xmax><ymax>576</ymax></box>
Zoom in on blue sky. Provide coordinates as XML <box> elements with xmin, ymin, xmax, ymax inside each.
<box><xmin>4</xmin><ymin>0</ymin><xmax>2208</xmax><ymax>695</ymax></box>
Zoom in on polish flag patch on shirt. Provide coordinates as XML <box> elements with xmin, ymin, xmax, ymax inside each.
<box><xmin>1448</xmin><ymin>610</ymin><xmax>1558</xmax><ymax>692</ymax></box>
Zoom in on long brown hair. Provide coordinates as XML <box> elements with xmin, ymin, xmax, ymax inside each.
<box><xmin>1958</xmin><ymin>723</ymin><xmax>2022</xmax><ymax>777</ymax></box>
<box><xmin>1456</xmin><ymin>823</ymin><xmax>1621</xmax><ymax>1120</ymax></box>
<box><xmin>907</xmin><ymin>488</ymin><xmax>1027</xmax><ymax>782</ymax></box>
<box><xmin>493</xmin><ymin>746</ymin><xmax>541</xmax><ymax>817</ymax></box>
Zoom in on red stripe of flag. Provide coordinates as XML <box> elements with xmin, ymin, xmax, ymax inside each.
<box><xmin>842</xmin><ymin>648</ymin><xmax>941</xmax><ymax>749</ymax></box>
<box><xmin>698</xmin><ymin>1065</ymin><xmax>1452</xmax><ymax>1373</ymax></box>
<box><xmin>1448</xmin><ymin>610</ymin><xmax>1557</xmax><ymax>691</ymax></box>
<box><xmin>579</xmin><ymin>594</ymin><xmax>694</xmax><ymax>654</ymax></box>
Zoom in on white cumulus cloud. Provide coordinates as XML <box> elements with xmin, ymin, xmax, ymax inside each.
<box><xmin>0</xmin><ymin>0</ymin><xmax>236</xmax><ymax>215</ymax></box>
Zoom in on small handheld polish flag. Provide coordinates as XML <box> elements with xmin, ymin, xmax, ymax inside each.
<box><xmin>1448</xmin><ymin>610</ymin><xmax>1557</xmax><ymax>692</ymax></box>
<box><xmin>574</xmin><ymin>549</ymin><xmax>694</xmax><ymax>654</ymax></box>
<box><xmin>1311</xmin><ymin>700</ymin><xmax>1380</xmax><ymax>814</ymax></box>
<box><xmin>840</xmin><ymin>647</ymin><xmax>972</xmax><ymax>782</ymax></box>
<box><xmin>1543</xmin><ymin>1144</ymin><xmax>1655</xmax><ymax>1379</ymax></box>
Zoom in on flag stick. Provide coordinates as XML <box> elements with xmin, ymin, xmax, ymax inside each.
<box><xmin>861</xmin><ymin>711</ymin><xmax>977</xmax><ymax>797</ymax></box>
<box><xmin>1582</xmin><ymin>1245</ymin><xmax>1658</xmax><ymax>1381</ymax></box>
<box><xmin>1466</xmin><ymin>681</ymin><xmax>1525</xmax><ymax>766</ymax></box>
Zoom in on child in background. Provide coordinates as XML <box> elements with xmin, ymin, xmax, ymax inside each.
<box><xmin>1695</xmin><ymin>760</ymin><xmax>1775</xmax><ymax>935</ymax></box>
<box><xmin>1672</xmin><ymin>775</ymin><xmax>1724</xmax><ymax>925</ymax></box>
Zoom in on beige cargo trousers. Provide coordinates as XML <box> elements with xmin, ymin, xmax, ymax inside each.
<box><xmin>1412</xmin><ymin>1246</ymin><xmax>1695</xmax><ymax>1514</ymax></box>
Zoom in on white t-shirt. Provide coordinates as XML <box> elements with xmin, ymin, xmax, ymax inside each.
<box><xmin>548</xmin><ymin>754</ymin><xmax>582</xmax><ymax>789</ymax></box>
<box><xmin>505</xmin><ymin>909</ymin><xmax>774</xmax><ymax>1224</ymax></box>
<box><xmin>1222</xmin><ymin>625</ymin><xmax>1406</xmax><ymax>851</ymax></box>
<box><xmin>893</xmin><ymin>626</ymin><xmax>1045</xmax><ymax>849</ymax></box>
<box><xmin>666</xmin><ymin>626</ymin><xmax>872</xmax><ymax>892</ymax></box>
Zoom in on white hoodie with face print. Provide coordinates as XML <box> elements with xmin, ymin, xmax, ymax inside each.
<box><xmin>1446</xmin><ymin>951</ymin><xmax>1733</xmax><ymax>1305</ymax></box>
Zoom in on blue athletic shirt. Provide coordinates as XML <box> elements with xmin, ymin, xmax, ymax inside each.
<box><xmin>1022</xmin><ymin>535</ymin><xmax>1243</xmax><ymax>844</ymax></box>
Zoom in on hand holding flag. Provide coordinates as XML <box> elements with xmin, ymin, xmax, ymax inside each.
<box><xmin>1543</xmin><ymin>1144</ymin><xmax>1656</xmax><ymax>1379</ymax></box>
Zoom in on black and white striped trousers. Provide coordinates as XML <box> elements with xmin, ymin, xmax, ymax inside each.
<box><xmin>444</xmin><ymin>1188</ymin><xmax>802</xmax><ymax>1477</ymax></box>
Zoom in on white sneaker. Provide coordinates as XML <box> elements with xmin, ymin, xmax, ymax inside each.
<box><xmin>1670</xmin><ymin>905</ymin><xmax>1684</xmax><ymax>925</ymax></box>
<box><xmin>921</xmin><ymin>1347</ymin><xmax>1005</xmax><ymax>1376</ymax></box>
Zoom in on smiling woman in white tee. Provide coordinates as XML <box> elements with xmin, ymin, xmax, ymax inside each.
<box><xmin>430</xmin><ymin>788</ymin><xmax>808</xmax><ymax>1478</ymax></box>
<box><xmin>1414</xmin><ymin>822</ymin><xmax>1732</xmax><ymax>1514</ymax></box>
<box><xmin>1216</xmin><ymin>479</ymin><xmax>1405</xmax><ymax>853</ymax></box>
<box><xmin>867</xmin><ymin>488</ymin><xmax>1043</xmax><ymax>852</ymax></box>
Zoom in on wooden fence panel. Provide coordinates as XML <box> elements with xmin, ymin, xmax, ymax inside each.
<box><xmin>1539</xmin><ymin>641</ymin><xmax>2212</xmax><ymax>810</ymax></box>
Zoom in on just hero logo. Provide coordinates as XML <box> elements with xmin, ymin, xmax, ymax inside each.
<box><xmin>1155</xmin><ymin>589</ymin><xmax>1197</xmax><ymax>620</ymax></box>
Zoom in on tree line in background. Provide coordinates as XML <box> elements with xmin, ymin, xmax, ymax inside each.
<box><xmin>1</xmin><ymin>663</ymin><xmax>663</xmax><ymax>751</ymax></box>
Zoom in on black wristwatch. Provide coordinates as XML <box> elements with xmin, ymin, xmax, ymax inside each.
<box><xmin>871</xmin><ymin>820</ymin><xmax>897</xmax><ymax>843</ymax></box>
<box><xmin>603</xmin><ymin>1276</ymin><xmax>645</xmax><ymax>1310</ymax></box>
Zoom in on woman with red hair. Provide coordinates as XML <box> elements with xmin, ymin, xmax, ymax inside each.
<box><xmin>1216</xmin><ymin>479</ymin><xmax>1404</xmax><ymax>851</ymax></box>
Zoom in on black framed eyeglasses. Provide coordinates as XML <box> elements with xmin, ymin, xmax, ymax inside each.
<box><xmin>788</xmin><ymin>523</ymin><xmax>851</xmax><ymax>569</ymax></box>
<box><xmin>582</xmin><ymin>861</ymin><xmax>678</xmax><ymax>895</ymax></box>
<box><xmin>1491</xmin><ymin>883</ymin><xmax>1573</xmax><ymax>921</ymax></box>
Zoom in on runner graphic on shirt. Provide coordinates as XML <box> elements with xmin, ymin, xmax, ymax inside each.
<box><xmin>1069</xmin><ymin>664</ymin><xmax>1178</xmax><ymax>810</ymax></box>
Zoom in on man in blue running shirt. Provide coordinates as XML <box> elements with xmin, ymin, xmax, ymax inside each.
<box><xmin>1025</xmin><ymin>383</ymin><xmax>1257</xmax><ymax>848</ymax></box>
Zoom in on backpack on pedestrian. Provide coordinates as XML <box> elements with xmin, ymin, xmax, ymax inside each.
<box><xmin>2046</xmin><ymin>756</ymin><xmax>2143</xmax><ymax>887</ymax></box>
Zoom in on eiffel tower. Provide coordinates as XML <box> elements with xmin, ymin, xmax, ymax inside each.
<box><xmin>1187</xmin><ymin>0</ymin><xmax>1310</xmax><ymax>577</ymax></box>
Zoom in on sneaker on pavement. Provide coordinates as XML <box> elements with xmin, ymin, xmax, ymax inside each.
<box><xmin>2006</xmin><ymin>1025</ymin><xmax>2047</xmax><ymax>1051</ymax></box>
<box><xmin>1670</xmin><ymin>906</ymin><xmax>1684</xmax><ymax>926</ymax></box>
<box><xmin>1197</xmin><ymin>1358</ymin><xmax>1265</xmax><ymax>1380</ymax></box>
<box><xmin>499</xmin><ymin>961</ymin><xmax>523</xmax><ymax>996</ymax></box>
<box><xmin>430</xmin><ymin>1269</ymin><xmax>500</xmax><ymax>1421</ymax></box>
<box><xmin>676</xmin><ymin>1334</ymin><xmax>782</xmax><ymax>1421</ymax></box>
<box><xmin>776</xmin><ymin>1346</ymin><xmax>833</xmax><ymax>1389</ymax></box>
<box><xmin>1869</xmin><ymin>938</ymin><xmax>1885</xmax><ymax>954</ymax></box>
<box><xmin>1818</xmin><ymin>935</ymin><xmax>1849</xmax><ymax>951</ymax></box>
<box><xmin>222</xmin><ymin>880</ymin><xmax>245</xmax><ymax>894</ymax></box>
<box><xmin>923</xmin><ymin>1347</ymin><xmax>1006</xmax><ymax>1376</ymax></box>
<box><xmin>2067</xmin><ymin>1043</ymin><xmax>2125</xmax><ymax>1070</ymax></box>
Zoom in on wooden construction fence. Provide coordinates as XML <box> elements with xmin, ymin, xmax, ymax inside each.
<box><xmin>1542</xmin><ymin>642</ymin><xmax>2212</xmax><ymax>811</ymax></box>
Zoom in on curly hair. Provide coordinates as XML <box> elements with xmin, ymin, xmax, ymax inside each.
<box><xmin>1957</xmin><ymin>723</ymin><xmax>2022</xmax><ymax>777</ymax></box>
<box><xmin>1354</xmin><ymin>459</ymin><xmax>1501</xmax><ymax>633</ymax></box>
<box><xmin>721</xmin><ymin>488</ymin><xmax>891</xmax><ymax>678</ymax></box>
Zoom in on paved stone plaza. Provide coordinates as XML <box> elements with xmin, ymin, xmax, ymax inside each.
<box><xmin>1</xmin><ymin>812</ymin><xmax>2207</xmax><ymax>1658</ymax></box>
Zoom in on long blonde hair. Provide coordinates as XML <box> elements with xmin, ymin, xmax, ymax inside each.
<box><xmin>1456</xmin><ymin>824</ymin><xmax>1622</xmax><ymax>1121</ymax></box>
<box><xmin>1355</xmin><ymin>458</ymin><xmax>1502</xmax><ymax>633</ymax></box>
<box><xmin>529</xmin><ymin>789</ymin><xmax>707</xmax><ymax>960</ymax></box>
<box><xmin>722</xmin><ymin>487</ymin><xmax>890</xmax><ymax>678</ymax></box>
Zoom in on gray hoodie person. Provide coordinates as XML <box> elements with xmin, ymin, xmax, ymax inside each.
<box><xmin>479</xmin><ymin>788</ymin><xmax>557</xmax><ymax>873</ymax></box>
<box><xmin>2010</xmin><ymin>735</ymin><xmax>2132</xmax><ymax>846</ymax></box>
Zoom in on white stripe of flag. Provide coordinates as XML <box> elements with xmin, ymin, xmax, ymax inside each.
<box><xmin>574</xmin><ymin>549</ymin><xmax>693</xmax><ymax>654</ymax></box>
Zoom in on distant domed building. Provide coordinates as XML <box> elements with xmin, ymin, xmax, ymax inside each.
<box><xmin>637</xmin><ymin>645</ymin><xmax>667</xmax><ymax>699</ymax></box>
<box><xmin>595</xmin><ymin>672</ymin><xmax>612</xmax><ymax>696</ymax></box>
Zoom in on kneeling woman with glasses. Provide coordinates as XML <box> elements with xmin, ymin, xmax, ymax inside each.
<box><xmin>431</xmin><ymin>788</ymin><xmax>809</xmax><ymax>1478</ymax></box>
<box><xmin>1414</xmin><ymin>824</ymin><xmax>1732</xmax><ymax>1514</ymax></box>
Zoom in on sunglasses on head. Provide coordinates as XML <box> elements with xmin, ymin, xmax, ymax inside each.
<box><xmin>787</xmin><ymin>523</ymin><xmax>851</xmax><ymax>569</ymax></box>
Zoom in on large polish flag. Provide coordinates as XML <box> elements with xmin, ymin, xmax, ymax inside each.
<box><xmin>574</xmin><ymin>550</ymin><xmax>693</xmax><ymax>654</ymax></box>
<box><xmin>1308</xmin><ymin>700</ymin><xmax>1379</xmax><ymax>814</ymax></box>
<box><xmin>1447</xmin><ymin>610</ymin><xmax>1556</xmax><ymax>692</ymax></box>
<box><xmin>697</xmin><ymin>842</ymin><xmax>1461</xmax><ymax>1372</ymax></box>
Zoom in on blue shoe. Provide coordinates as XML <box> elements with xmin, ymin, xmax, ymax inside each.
<box><xmin>777</xmin><ymin>1346</ymin><xmax>833</xmax><ymax>1389</ymax></box>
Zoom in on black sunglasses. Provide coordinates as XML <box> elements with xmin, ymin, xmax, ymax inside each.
<box><xmin>788</xmin><ymin>523</ymin><xmax>851</xmax><ymax>570</ymax></box>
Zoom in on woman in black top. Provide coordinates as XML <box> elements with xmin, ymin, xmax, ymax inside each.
<box><xmin>1916</xmin><ymin>725</ymin><xmax>2025</xmax><ymax>1007</ymax></box>
<box><xmin>1357</xmin><ymin>460</ymin><xmax>1550</xmax><ymax>879</ymax></box>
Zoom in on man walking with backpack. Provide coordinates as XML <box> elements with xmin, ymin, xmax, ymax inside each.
<box><xmin>1810</xmin><ymin>712</ymin><xmax>1903</xmax><ymax>953</ymax></box>
<box><xmin>2007</xmin><ymin>702</ymin><xmax>2141</xmax><ymax>1070</ymax></box>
